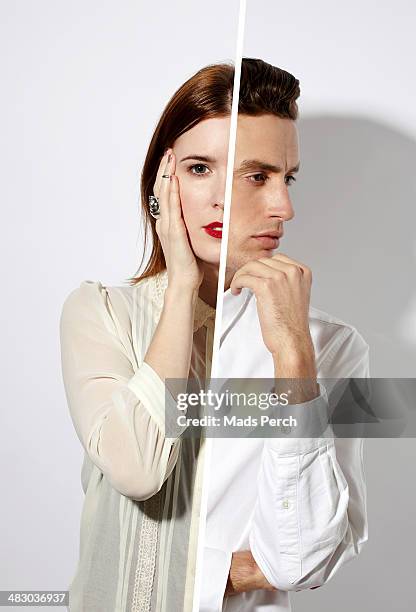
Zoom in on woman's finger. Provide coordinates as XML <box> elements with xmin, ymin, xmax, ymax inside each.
<box><xmin>153</xmin><ymin>149</ymin><xmax>171</xmax><ymax>198</ymax></box>
<box><xmin>158</xmin><ymin>151</ymin><xmax>175</xmax><ymax>228</ymax></box>
<box><xmin>167</xmin><ymin>155</ymin><xmax>183</xmax><ymax>225</ymax></box>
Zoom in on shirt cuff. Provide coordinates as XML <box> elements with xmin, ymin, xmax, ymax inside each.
<box><xmin>199</xmin><ymin>546</ymin><xmax>233</xmax><ymax>612</ymax></box>
<box><xmin>126</xmin><ymin>360</ymin><xmax>188</xmax><ymax>439</ymax></box>
<box><xmin>266</xmin><ymin>382</ymin><xmax>335</xmax><ymax>455</ymax></box>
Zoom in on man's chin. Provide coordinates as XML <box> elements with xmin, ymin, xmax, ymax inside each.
<box><xmin>249</xmin><ymin>248</ymin><xmax>277</xmax><ymax>260</ymax></box>
<box><xmin>227</xmin><ymin>252</ymin><xmax>261</xmax><ymax>270</ymax></box>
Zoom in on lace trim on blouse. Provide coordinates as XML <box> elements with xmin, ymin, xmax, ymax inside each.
<box><xmin>152</xmin><ymin>270</ymin><xmax>216</xmax><ymax>332</ymax></box>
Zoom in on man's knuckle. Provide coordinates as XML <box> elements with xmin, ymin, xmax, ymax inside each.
<box><xmin>273</xmin><ymin>269</ymin><xmax>285</xmax><ymax>281</ymax></box>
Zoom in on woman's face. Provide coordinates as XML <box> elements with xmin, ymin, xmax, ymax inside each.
<box><xmin>172</xmin><ymin>116</ymin><xmax>230</xmax><ymax>265</ymax></box>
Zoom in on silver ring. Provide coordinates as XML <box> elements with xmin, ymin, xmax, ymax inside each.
<box><xmin>162</xmin><ymin>174</ymin><xmax>170</xmax><ymax>179</ymax></box>
<box><xmin>148</xmin><ymin>195</ymin><xmax>161</xmax><ymax>219</ymax></box>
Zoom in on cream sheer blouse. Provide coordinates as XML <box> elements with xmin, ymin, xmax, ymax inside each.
<box><xmin>59</xmin><ymin>269</ymin><xmax>215</xmax><ymax>612</ymax></box>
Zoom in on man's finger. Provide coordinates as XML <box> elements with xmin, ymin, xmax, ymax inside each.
<box><xmin>270</xmin><ymin>252</ymin><xmax>311</xmax><ymax>276</ymax></box>
<box><xmin>230</xmin><ymin>272</ymin><xmax>270</xmax><ymax>296</ymax></box>
<box><xmin>232</xmin><ymin>259</ymin><xmax>277</xmax><ymax>282</ymax></box>
<box><xmin>258</xmin><ymin>256</ymin><xmax>306</xmax><ymax>279</ymax></box>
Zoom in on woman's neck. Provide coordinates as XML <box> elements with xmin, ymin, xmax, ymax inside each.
<box><xmin>198</xmin><ymin>261</ymin><xmax>234</xmax><ymax>308</ymax></box>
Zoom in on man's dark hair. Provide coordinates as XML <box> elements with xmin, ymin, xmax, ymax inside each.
<box><xmin>239</xmin><ymin>57</ymin><xmax>300</xmax><ymax>120</ymax></box>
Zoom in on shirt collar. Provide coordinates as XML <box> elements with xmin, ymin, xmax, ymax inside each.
<box><xmin>221</xmin><ymin>286</ymin><xmax>253</xmax><ymax>338</ymax></box>
<box><xmin>151</xmin><ymin>269</ymin><xmax>216</xmax><ymax>333</ymax></box>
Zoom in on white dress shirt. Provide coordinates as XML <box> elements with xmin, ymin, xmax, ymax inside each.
<box><xmin>199</xmin><ymin>286</ymin><xmax>370</xmax><ymax>611</ymax></box>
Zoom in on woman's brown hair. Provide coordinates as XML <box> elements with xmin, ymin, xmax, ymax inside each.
<box><xmin>126</xmin><ymin>58</ymin><xmax>300</xmax><ymax>285</ymax></box>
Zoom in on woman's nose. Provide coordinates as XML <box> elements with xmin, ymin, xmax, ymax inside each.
<box><xmin>210</xmin><ymin>174</ymin><xmax>226</xmax><ymax>210</ymax></box>
<box><xmin>211</xmin><ymin>183</ymin><xmax>225</xmax><ymax>210</ymax></box>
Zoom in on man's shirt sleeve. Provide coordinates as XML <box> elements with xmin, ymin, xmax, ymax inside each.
<box><xmin>248</xmin><ymin>327</ymin><xmax>370</xmax><ymax>591</ymax></box>
<box><xmin>198</xmin><ymin>547</ymin><xmax>232</xmax><ymax>612</ymax></box>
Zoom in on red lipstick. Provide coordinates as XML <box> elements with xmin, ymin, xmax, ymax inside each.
<box><xmin>203</xmin><ymin>222</ymin><xmax>223</xmax><ymax>239</ymax></box>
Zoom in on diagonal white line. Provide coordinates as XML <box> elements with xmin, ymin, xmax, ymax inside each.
<box><xmin>191</xmin><ymin>0</ymin><xmax>247</xmax><ymax>610</ymax></box>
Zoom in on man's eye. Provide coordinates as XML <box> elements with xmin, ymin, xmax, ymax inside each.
<box><xmin>248</xmin><ymin>173</ymin><xmax>268</xmax><ymax>184</ymax></box>
<box><xmin>285</xmin><ymin>175</ymin><xmax>297</xmax><ymax>186</ymax></box>
<box><xmin>189</xmin><ymin>163</ymin><xmax>210</xmax><ymax>176</ymax></box>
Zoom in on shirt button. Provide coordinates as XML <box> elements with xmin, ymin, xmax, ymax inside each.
<box><xmin>282</xmin><ymin>499</ymin><xmax>290</xmax><ymax>509</ymax></box>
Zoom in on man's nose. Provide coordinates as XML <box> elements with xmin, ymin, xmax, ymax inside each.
<box><xmin>265</xmin><ymin>186</ymin><xmax>295</xmax><ymax>221</ymax></box>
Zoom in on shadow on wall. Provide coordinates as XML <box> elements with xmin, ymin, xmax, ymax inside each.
<box><xmin>284</xmin><ymin>115</ymin><xmax>416</xmax><ymax>377</ymax></box>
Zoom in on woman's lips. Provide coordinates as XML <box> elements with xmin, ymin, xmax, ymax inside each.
<box><xmin>203</xmin><ymin>223</ymin><xmax>223</xmax><ymax>239</ymax></box>
<box><xmin>253</xmin><ymin>235</ymin><xmax>280</xmax><ymax>249</ymax></box>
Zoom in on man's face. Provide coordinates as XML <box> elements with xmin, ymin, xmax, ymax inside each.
<box><xmin>227</xmin><ymin>114</ymin><xmax>299</xmax><ymax>275</ymax></box>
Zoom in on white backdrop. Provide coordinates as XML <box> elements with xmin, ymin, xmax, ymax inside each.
<box><xmin>2</xmin><ymin>1</ymin><xmax>415</xmax><ymax>610</ymax></box>
<box><xmin>244</xmin><ymin>0</ymin><xmax>416</xmax><ymax>378</ymax></box>
<box><xmin>0</xmin><ymin>0</ymin><xmax>239</xmax><ymax>605</ymax></box>
<box><xmin>244</xmin><ymin>1</ymin><xmax>416</xmax><ymax>611</ymax></box>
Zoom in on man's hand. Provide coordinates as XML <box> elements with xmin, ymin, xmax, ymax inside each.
<box><xmin>230</xmin><ymin>253</ymin><xmax>313</xmax><ymax>358</ymax></box>
<box><xmin>224</xmin><ymin>550</ymin><xmax>278</xmax><ymax>597</ymax></box>
<box><xmin>230</xmin><ymin>252</ymin><xmax>318</xmax><ymax>401</ymax></box>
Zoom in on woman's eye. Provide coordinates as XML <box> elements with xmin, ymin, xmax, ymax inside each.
<box><xmin>189</xmin><ymin>163</ymin><xmax>210</xmax><ymax>176</ymax></box>
<box><xmin>285</xmin><ymin>175</ymin><xmax>297</xmax><ymax>186</ymax></box>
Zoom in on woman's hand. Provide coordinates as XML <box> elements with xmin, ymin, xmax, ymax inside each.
<box><xmin>153</xmin><ymin>149</ymin><xmax>204</xmax><ymax>292</ymax></box>
<box><xmin>143</xmin><ymin>149</ymin><xmax>204</xmax><ymax>393</ymax></box>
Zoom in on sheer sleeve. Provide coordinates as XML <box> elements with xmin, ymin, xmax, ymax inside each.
<box><xmin>59</xmin><ymin>280</ymin><xmax>186</xmax><ymax>501</ymax></box>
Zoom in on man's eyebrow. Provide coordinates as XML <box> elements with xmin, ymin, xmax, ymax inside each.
<box><xmin>235</xmin><ymin>159</ymin><xmax>301</xmax><ymax>174</ymax></box>
<box><xmin>179</xmin><ymin>154</ymin><xmax>217</xmax><ymax>163</ymax></box>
